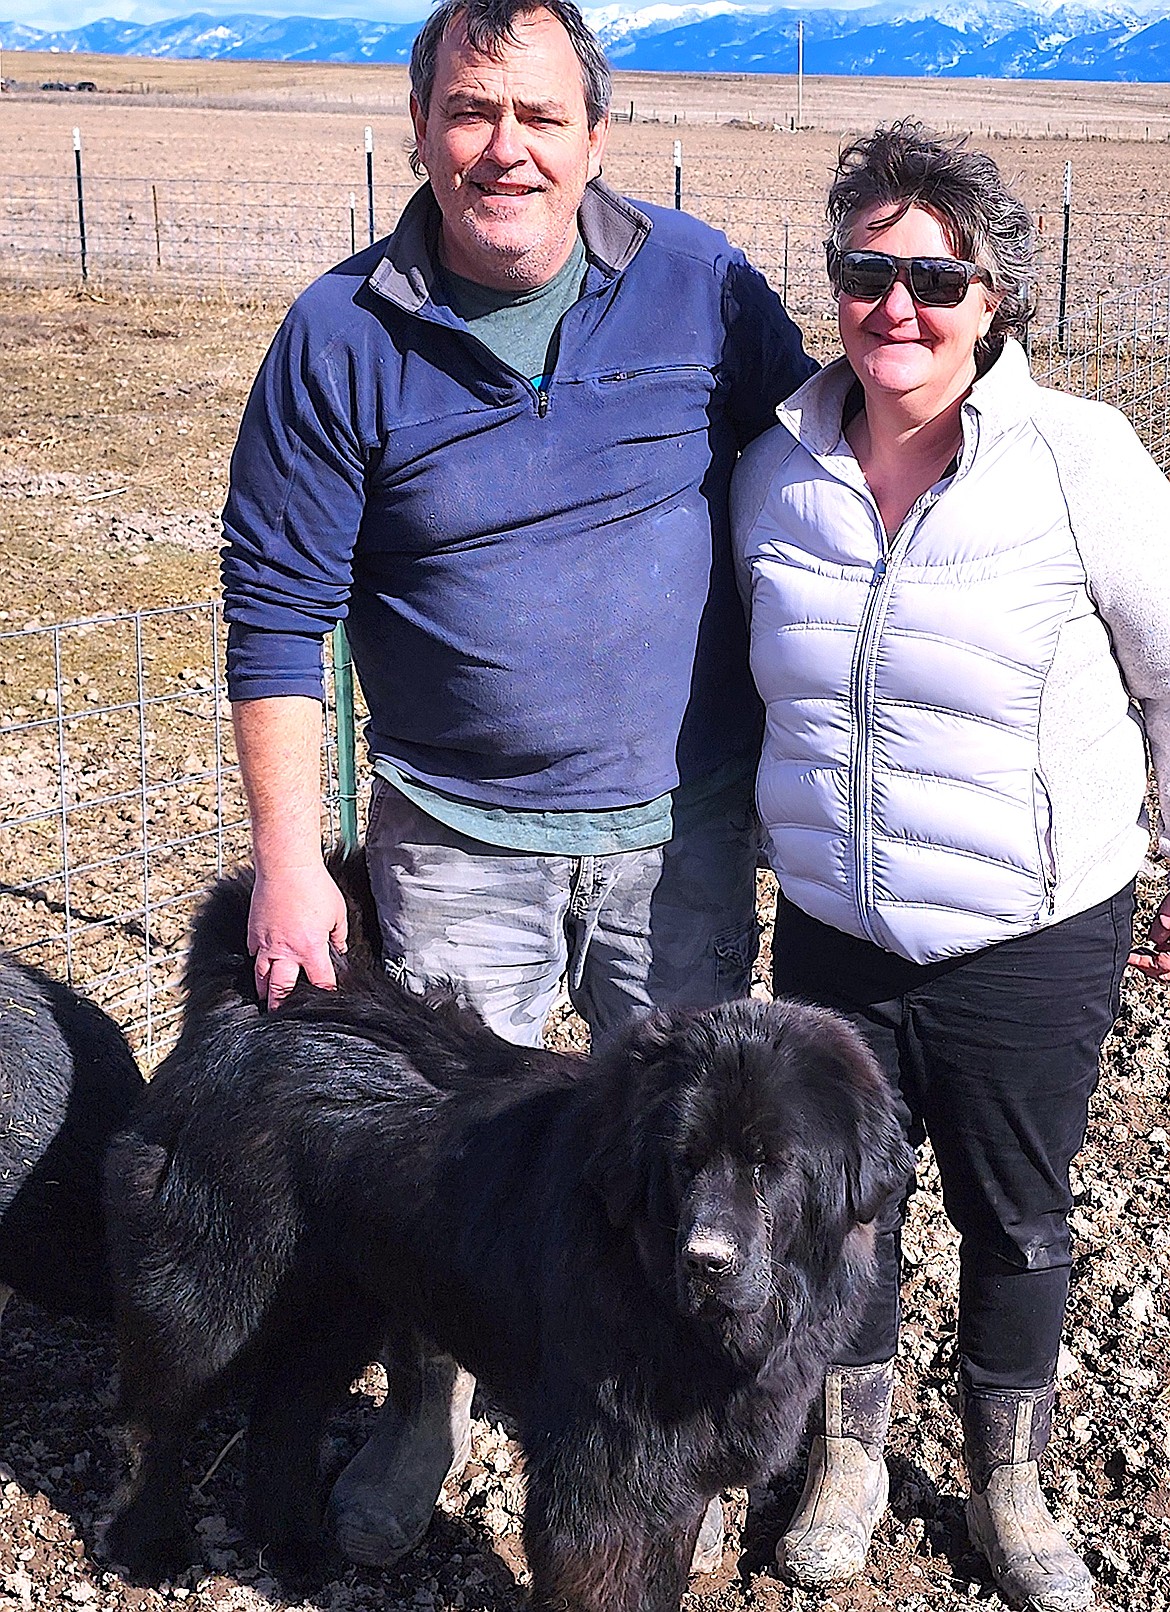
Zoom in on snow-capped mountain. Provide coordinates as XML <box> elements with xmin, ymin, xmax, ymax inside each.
<box><xmin>4</xmin><ymin>2</ymin><xmax>1170</xmax><ymax>78</ymax></box>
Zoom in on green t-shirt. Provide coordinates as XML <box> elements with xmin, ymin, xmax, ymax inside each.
<box><xmin>435</xmin><ymin>233</ymin><xmax>588</xmax><ymax>389</ymax></box>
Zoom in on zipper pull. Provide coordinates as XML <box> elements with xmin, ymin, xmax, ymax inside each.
<box><xmin>871</xmin><ymin>554</ymin><xmax>887</xmax><ymax>586</ymax></box>
<box><xmin>537</xmin><ymin>388</ymin><xmax>550</xmax><ymax>418</ymax></box>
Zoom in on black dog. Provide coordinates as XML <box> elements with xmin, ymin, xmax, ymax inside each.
<box><xmin>0</xmin><ymin>952</ymin><xmax>144</xmax><ymax>1321</ymax></box>
<box><xmin>104</xmin><ymin>857</ymin><xmax>911</xmax><ymax>1611</ymax></box>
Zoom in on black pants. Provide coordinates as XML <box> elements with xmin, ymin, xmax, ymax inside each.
<box><xmin>773</xmin><ymin>886</ymin><xmax>1133</xmax><ymax>1391</ymax></box>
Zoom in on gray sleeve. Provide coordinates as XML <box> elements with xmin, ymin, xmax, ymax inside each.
<box><xmin>1037</xmin><ymin>393</ymin><xmax>1170</xmax><ymax>855</ymax></box>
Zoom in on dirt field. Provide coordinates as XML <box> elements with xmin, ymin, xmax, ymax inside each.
<box><xmin>1</xmin><ymin>52</ymin><xmax>1170</xmax><ymax>1612</ymax></box>
<box><xmin>5</xmin><ymin>59</ymin><xmax>1170</xmax><ymax>312</ymax></box>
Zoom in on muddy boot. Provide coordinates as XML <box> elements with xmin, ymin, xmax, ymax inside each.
<box><xmin>962</xmin><ymin>1380</ymin><xmax>1093</xmax><ymax>1611</ymax></box>
<box><xmin>777</xmin><ymin>1359</ymin><xmax>894</xmax><ymax>1588</ymax></box>
<box><xmin>690</xmin><ymin>1495</ymin><xmax>725</xmax><ymax>1576</ymax></box>
<box><xmin>327</xmin><ymin>1356</ymin><xmax>475</xmax><ymax>1567</ymax></box>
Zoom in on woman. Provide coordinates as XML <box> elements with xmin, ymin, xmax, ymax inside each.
<box><xmin>732</xmin><ymin>122</ymin><xmax>1170</xmax><ymax>1610</ymax></box>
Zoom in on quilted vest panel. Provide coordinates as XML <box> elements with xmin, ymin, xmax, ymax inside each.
<box><xmin>749</xmin><ymin>419</ymin><xmax>1089</xmax><ymax>963</ymax></box>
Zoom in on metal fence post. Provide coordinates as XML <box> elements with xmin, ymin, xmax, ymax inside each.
<box><xmin>673</xmin><ymin>140</ymin><xmax>682</xmax><ymax>210</ymax></box>
<box><xmin>331</xmin><ymin>622</ymin><xmax>358</xmax><ymax>850</ymax></box>
<box><xmin>365</xmin><ymin>125</ymin><xmax>375</xmax><ymax>246</ymax></box>
<box><xmin>151</xmin><ymin>181</ymin><xmax>162</xmax><ymax>269</ymax></box>
<box><xmin>72</xmin><ymin>127</ymin><xmax>88</xmax><ymax>281</ymax></box>
<box><xmin>1058</xmin><ymin>160</ymin><xmax>1072</xmax><ymax>352</ymax></box>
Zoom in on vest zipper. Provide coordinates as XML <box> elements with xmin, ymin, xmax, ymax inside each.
<box><xmin>536</xmin><ymin>387</ymin><xmax>550</xmax><ymax>417</ymax></box>
<box><xmin>849</xmin><ymin>489</ymin><xmax>942</xmax><ymax>945</ymax></box>
<box><xmin>849</xmin><ymin>546</ymin><xmax>891</xmax><ymax>945</ymax></box>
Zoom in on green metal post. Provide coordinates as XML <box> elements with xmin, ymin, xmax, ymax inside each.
<box><xmin>332</xmin><ymin>622</ymin><xmax>358</xmax><ymax>850</ymax></box>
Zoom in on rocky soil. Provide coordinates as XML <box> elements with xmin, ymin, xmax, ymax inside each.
<box><xmin>2</xmin><ymin>277</ymin><xmax>1169</xmax><ymax>1612</ymax></box>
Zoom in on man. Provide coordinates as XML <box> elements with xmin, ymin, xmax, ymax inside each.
<box><xmin>222</xmin><ymin>0</ymin><xmax>814</xmax><ymax>1575</ymax></box>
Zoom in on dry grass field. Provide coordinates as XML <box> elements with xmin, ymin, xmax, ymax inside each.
<box><xmin>1</xmin><ymin>51</ymin><xmax>1170</xmax><ymax>1612</ymax></box>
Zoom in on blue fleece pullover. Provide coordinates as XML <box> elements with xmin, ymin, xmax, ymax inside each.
<box><xmin>222</xmin><ymin>180</ymin><xmax>814</xmax><ymax>813</ymax></box>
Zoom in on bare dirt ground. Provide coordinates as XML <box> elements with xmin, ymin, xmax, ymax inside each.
<box><xmin>5</xmin><ymin>60</ymin><xmax>1170</xmax><ymax>312</ymax></box>
<box><xmin>1</xmin><ymin>57</ymin><xmax>1170</xmax><ymax>1612</ymax></box>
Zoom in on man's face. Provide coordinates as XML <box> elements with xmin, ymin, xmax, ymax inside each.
<box><xmin>412</xmin><ymin>7</ymin><xmax>609</xmax><ymax>291</ymax></box>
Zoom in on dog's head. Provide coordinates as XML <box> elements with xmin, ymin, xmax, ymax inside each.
<box><xmin>586</xmin><ymin>999</ymin><xmax>912</xmax><ymax>1367</ymax></box>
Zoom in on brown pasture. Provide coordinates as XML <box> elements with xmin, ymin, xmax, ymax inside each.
<box><xmin>5</xmin><ymin>57</ymin><xmax>1170</xmax><ymax>318</ymax></box>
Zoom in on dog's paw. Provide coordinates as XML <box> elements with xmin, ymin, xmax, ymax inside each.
<box><xmin>259</xmin><ymin>1532</ymin><xmax>332</xmax><ymax>1591</ymax></box>
<box><xmin>102</xmin><ymin>1507</ymin><xmax>198</xmax><ymax>1584</ymax></box>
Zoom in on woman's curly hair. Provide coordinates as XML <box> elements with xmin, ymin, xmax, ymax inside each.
<box><xmin>827</xmin><ymin>120</ymin><xmax>1039</xmax><ymax>364</ymax></box>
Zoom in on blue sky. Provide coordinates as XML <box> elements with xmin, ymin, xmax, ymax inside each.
<box><xmin>2</xmin><ymin>0</ymin><xmax>433</xmax><ymax>28</ymax></box>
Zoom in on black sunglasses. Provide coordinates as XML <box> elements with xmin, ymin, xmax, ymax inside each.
<box><xmin>827</xmin><ymin>245</ymin><xmax>994</xmax><ymax>308</ymax></box>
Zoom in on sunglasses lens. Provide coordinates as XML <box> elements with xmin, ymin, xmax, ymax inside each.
<box><xmin>836</xmin><ymin>251</ymin><xmax>895</xmax><ymax>300</ymax></box>
<box><xmin>905</xmin><ymin>258</ymin><xmax>971</xmax><ymax>306</ymax></box>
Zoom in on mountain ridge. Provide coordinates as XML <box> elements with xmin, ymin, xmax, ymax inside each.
<box><xmin>4</xmin><ymin>3</ymin><xmax>1170</xmax><ymax>79</ymax></box>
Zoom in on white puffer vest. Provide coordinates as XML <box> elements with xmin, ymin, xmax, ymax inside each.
<box><xmin>732</xmin><ymin>344</ymin><xmax>1158</xmax><ymax>965</ymax></box>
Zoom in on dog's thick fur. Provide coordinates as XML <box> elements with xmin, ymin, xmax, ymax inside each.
<box><xmin>104</xmin><ymin>855</ymin><xmax>911</xmax><ymax>1612</ymax></box>
<box><xmin>0</xmin><ymin>953</ymin><xmax>144</xmax><ymax>1320</ymax></box>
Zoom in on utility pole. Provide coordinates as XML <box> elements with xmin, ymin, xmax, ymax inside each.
<box><xmin>797</xmin><ymin>20</ymin><xmax>804</xmax><ymax>129</ymax></box>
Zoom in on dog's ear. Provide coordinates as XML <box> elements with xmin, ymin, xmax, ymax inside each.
<box><xmin>845</xmin><ymin>1097</ymin><xmax>914</xmax><ymax>1226</ymax></box>
<box><xmin>828</xmin><ymin>1029</ymin><xmax>913</xmax><ymax>1226</ymax></box>
<box><xmin>791</xmin><ymin>1010</ymin><xmax>913</xmax><ymax>1232</ymax></box>
<box><xmin>324</xmin><ymin>844</ymin><xmax>383</xmax><ymax>965</ymax></box>
<box><xmin>583</xmin><ymin>1011</ymin><xmax>679</xmax><ymax>1228</ymax></box>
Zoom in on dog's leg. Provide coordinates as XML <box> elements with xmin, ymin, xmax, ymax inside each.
<box><xmin>105</xmin><ymin>1415</ymin><xmax>200</xmax><ymax>1582</ymax></box>
<box><xmin>107</xmin><ymin>1290</ymin><xmax>256</xmax><ymax>1581</ymax></box>
<box><xmin>245</xmin><ymin>1280</ymin><xmax>387</xmax><ymax>1579</ymax></box>
<box><xmin>526</xmin><ymin>1512</ymin><xmax>701</xmax><ymax>1612</ymax></box>
<box><xmin>524</xmin><ymin>1445</ymin><xmax>703</xmax><ymax>1612</ymax></box>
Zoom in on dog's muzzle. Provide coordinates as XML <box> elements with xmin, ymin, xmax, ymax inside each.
<box><xmin>677</xmin><ymin>1226</ymin><xmax>769</xmax><ymax>1317</ymax></box>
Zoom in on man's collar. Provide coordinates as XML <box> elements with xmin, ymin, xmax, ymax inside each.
<box><xmin>366</xmin><ymin>178</ymin><xmax>650</xmax><ymax>315</ymax></box>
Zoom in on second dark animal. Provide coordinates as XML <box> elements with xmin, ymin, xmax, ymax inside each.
<box><xmin>0</xmin><ymin>952</ymin><xmax>144</xmax><ymax>1322</ymax></box>
<box><xmin>105</xmin><ymin>857</ymin><xmax>912</xmax><ymax>1612</ymax></box>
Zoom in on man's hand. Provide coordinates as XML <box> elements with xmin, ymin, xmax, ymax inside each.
<box><xmin>248</xmin><ymin>859</ymin><xmax>349</xmax><ymax>1009</ymax></box>
<box><xmin>1128</xmin><ymin>889</ymin><xmax>1170</xmax><ymax>981</ymax></box>
<box><xmin>233</xmin><ymin>696</ymin><xmax>348</xmax><ymax>1010</ymax></box>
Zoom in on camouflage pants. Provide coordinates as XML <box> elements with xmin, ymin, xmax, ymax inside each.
<box><xmin>365</xmin><ymin>778</ymin><xmax>760</xmax><ymax>1049</ymax></box>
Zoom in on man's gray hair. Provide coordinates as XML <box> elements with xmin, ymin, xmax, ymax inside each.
<box><xmin>409</xmin><ymin>0</ymin><xmax>611</xmax><ymax>177</ymax></box>
<box><xmin>826</xmin><ymin>120</ymin><xmax>1039</xmax><ymax>360</ymax></box>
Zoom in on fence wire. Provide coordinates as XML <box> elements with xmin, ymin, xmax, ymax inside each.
<box><xmin>0</xmin><ymin>602</ymin><xmax>357</xmax><ymax>1060</ymax></box>
<box><xmin>3</xmin><ymin>168</ymin><xmax>1168</xmax><ymax>324</ymax></box>
<box><xmin>1</xmin><ymin>277</ymin><xmax>1168</xmax><ymax>1063</ymax></box>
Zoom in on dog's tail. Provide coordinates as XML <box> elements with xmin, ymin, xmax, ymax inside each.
<box><xmin>181</xmin><ymin>847</ymin><xmax>383</xmax><ymax>1020</ymax></box>
<box><xmin>181</xmin><ymin>866</ymin><xmax>260</xmax><ymax>1019</ymax></box>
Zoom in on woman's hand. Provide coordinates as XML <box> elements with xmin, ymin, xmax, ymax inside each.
<box><xmin>1128</xmin><ymin>890</ymin><xmax>1170</xmax><ymax>980</ymax></box>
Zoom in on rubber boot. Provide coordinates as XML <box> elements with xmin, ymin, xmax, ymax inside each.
<box><xmin>327</xmin><ymin>1356</ymin><xmax>475</xmax><ymax>1567</ymax></box>
<box><xmin>962</xmin><ymin>1380</ymin><xmax>1093</xmax><ymax>1611</ymax></box>
<box><xmin>777</xmin><ymin>1359</ymin><xmax>894</xmax><ymax>1588</ymax></box>
<box><xmin>690</xmin><ymin>1495</ymin><xmax>725</xmax><ymax>1575</ymax></box>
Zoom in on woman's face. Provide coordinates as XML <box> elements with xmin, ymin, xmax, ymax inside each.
<box><xmin>837</xmin><ymin>201</ymin><xmax>998</xmax><ymax>412</ymax></box>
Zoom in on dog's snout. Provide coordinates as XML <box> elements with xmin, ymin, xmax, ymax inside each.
<box><xmin>682</xmin><ymin>1234</ymin><xmax>738</xmax><ymax>1279</ymax></box>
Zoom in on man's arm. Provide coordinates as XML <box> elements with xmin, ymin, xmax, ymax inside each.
<box><xmin>233</xmin><ymin>696</ymin><xmax>349</xmax><ymax>1009</ymax></box>
<box><xmin>721</xmin><ymin>253</ymin><xmax>818</xmax><ymax>448</ymax></box>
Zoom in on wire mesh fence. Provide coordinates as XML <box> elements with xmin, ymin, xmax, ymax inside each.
<box><xmin>0</xmin><ymin>603</ymin><xmax>358</xmax><ymax>1060</ymax></box>
<box><xmin>1031</xmin><ymin>276</ymin><xmax>1170</xmax><ymax>465</ymax></box>
<box><xmin>3</xmin><ymin>166</ymin><xmax>1168</xmax><ymax>325</ymax></box>
<box><xmin>2</xmin><ymin>266</ymin><xmax>1167</xmax><ymax>1063</ymax></box>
